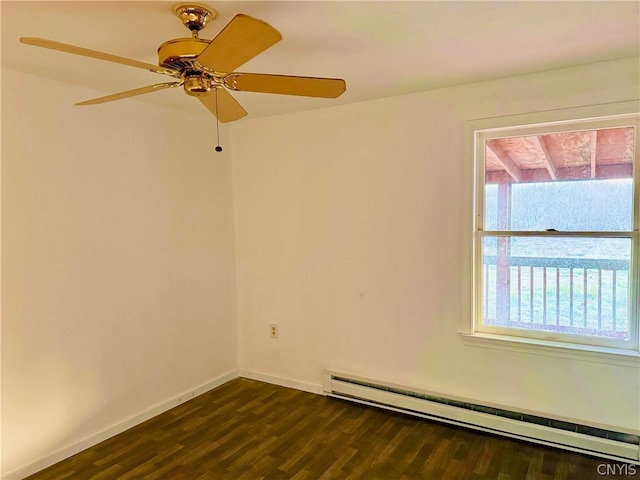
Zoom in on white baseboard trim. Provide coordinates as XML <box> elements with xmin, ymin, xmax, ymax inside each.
<box><xmin>239</xmin><ymin>369</ymin><xmax>324</xmax><ymax>395</ymax></box>
<box><xmin>4</xmin><ymin>369</ymin><xmax>239</xmax><ymax>480</ymax></box>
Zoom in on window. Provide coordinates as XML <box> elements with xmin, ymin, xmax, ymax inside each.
<box><xmin>473</xmin><ymin>113</ymin><xmax>639</xmax><ymax>352</ymax></box>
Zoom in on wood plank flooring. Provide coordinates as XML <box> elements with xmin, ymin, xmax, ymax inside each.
<box><xmin>25</xmin><ymin>378</ymin><xmax>637</xmax><ymax>479</ymax></box>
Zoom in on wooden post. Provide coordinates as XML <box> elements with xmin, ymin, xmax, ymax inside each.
<box><xmin>496</xmin><ymin>183</ymin><xmax>511</xmax><ymax>322</ymax></box>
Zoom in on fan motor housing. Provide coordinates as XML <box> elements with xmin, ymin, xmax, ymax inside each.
<box><xmin>157</xmin><ymin>37</ymin><xmax>210</xmax><ymax>70</ymax></box>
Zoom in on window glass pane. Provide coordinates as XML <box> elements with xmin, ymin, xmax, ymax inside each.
<box><xmin>509</xmin><ymin>179</ymin><xmax>632</xmax><ymax>231</ymax></box>
<box><xmin>484</xmin><ymin>127</ymin><xmax>634</xmax><ymax>232</ymax></box>
<box><xmin>484</xmin><ymin>184</ymin><xmax>498</xmax><ymax>230</ymax></box>
<box><xmin>482</xmin><ymin>236</ymin><xmax>631</xmax><ymax>340</ymax></box>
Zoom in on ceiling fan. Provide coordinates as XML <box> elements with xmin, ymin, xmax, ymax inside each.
<box><xmin>20</xmin><ymin>3</ymin><xmax>347</xmax><ymax>124</ymax></box>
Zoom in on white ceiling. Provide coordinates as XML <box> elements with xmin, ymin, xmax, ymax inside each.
<box><xmin>2</xmin><ymin>1</ymin><xmax>639</xmax><ymax>122</ymax></box>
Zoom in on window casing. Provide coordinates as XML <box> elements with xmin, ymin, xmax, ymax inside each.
<box><xmin>474</xmin><ymin>114</ymin><xmax>639</xmax><ymax>352</ymax></box>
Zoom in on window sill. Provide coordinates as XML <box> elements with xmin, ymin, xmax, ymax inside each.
<box><xmin>458</xmin><ymin>330</ymin><xmax>640</xmax><ymax>367</ymax></box>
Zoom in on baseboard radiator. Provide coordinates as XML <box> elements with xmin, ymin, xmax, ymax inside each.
<box><xmin>322</xmin><ymin>371</ymin><xmax>639</xmax><ymax>464</ymax></box>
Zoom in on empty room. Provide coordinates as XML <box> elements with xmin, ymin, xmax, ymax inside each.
<box><xmin>2</xmin><ymin>1</ymin><xmax>639</xmax><ymax>479</ymax></box>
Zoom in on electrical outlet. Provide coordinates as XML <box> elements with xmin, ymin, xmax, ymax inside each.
<box><xmin>270</xmin><ymin>324</ymin><xmax>279</xmax><ymax>338</ymax></box>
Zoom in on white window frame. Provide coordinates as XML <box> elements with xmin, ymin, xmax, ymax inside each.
<box><xmin>460</xmin><ymin>102</ymin><xmax>640</xmax><ymax>362</ymax></box>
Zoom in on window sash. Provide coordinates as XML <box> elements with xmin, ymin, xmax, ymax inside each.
<box><xmin>474</xmin><ymin>231</ymin><xmax>638</xmax><ymax>350</ymax></box>
<box><xmin>475</xmin><ymin>115</ymin><xmax>640</xmax><ymax>234</ymax></box>
<box><xmin>474</xmin><ymin>114</ymin><xmax>639</xmax><ymax>351</ymax></box>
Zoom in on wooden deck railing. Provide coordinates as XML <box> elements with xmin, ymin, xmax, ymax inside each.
<box><xmin>483</xmin><ymin>256</ymin><xmax>629</xmax><ymax>338</ymax></box>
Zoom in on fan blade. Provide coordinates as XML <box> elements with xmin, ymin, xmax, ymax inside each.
<box><xmin>76</xmin><ymin>82</ymin><xmax>181</xmax><ymax>106</ymax></box>
<box><xmin>224</xmin><ymin>73</ymin><xmax>346</xmax><ymax>98</ymax></box>
<box><xmin>195</xmin><ymin>14</ymin><xmax>282</xmax><ymax>73</ymax></box>
<box><xmin>198</xmin><ymin>87</ymin><xmax>247</xmax><ymax>123</ymax></box>
<box><xmin>20</xmin><ymin>37</ymin><xmax>179</xmax><ymax>77</ymax></box>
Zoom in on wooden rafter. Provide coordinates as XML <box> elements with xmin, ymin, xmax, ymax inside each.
<box><xmin>485</xmin><ymin>163</ymin><xmax>632</xmax><ymax>184</ymax></box>
<box><xmin>531</xmin><ymin>136</ymin><xmax>557</xmax><ymax>180</ymax></box>
<box><xmin>486</xmin><ymin>140</ymin><xmax>522</xmax><ymax>182</ymax></box>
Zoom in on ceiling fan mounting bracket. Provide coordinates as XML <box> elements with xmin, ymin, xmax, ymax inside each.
<box><xmin>172</xmin><ymin>3</ymin><xmax>218</xmax><ymax>33</ymax></box>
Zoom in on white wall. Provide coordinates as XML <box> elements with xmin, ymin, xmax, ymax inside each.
<box><xmin>232</xmin><ymin>57</ymin><xmax>640</xmax><ymax>430</ymax></box>
<box><xmin>1</xmin><ymin>69</ymin><xmax>238</xmax><ymax>475</ymax></box>
<box><xmin>3</xmin><ymin>55</ymin><xmax>639</xmax><ymax>476</ymax></box>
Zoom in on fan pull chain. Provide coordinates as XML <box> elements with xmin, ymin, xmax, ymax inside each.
<box><xmin>214</xmin><ymin>87</ymin><xmax>223</xmax><ymax>152</ymax></box>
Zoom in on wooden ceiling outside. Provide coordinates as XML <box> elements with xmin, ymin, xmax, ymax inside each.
<box><xmin>485</xmin><ymin>127</ymin><xmax>634</xmax><ymax>184</ymax></box>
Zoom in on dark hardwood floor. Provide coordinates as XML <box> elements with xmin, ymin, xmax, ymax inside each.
<box><xmin>25</xmin><ymin>378</ymin><xmax>637</xmax><ymax>479</ymax></box>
